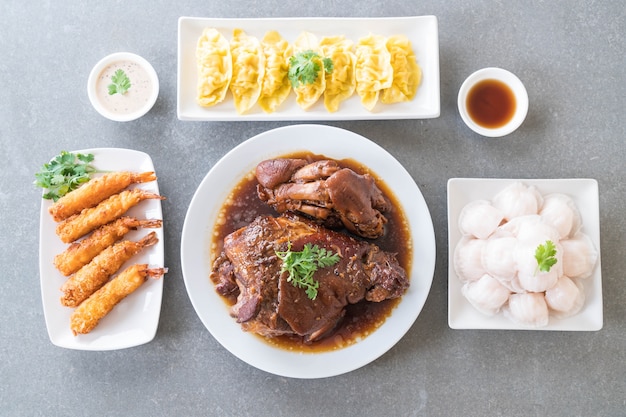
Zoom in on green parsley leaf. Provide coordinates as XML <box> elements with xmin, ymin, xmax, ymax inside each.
<box><xmin>288</xmin><ymin>50</ymin><xmax>333</xmax><ymax>89</ymax></box>
<box><xmin>108</xmin><ymin>69</ymin><xmax>131</xmax><ymax>95</ymax></box>
<box><xmin>34</xmin><ymin>151</ymin><xmax>96</xmax><ymax>201</ymax></box>
<box><xmin>534</xmin><ymin>240</ymin><xmax>558</xmax><ymax>274</ymax></box>
<box><xmin>275</xmin><ymin>242</ymin><xmax>341</xmax><ymax>300</ymax></box>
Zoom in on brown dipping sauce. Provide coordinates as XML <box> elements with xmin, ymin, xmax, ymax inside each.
<box><xmin>210</xmin><ymin>152</ymin><xmax>412</xmax><ymax>353</ymax></box>
<box><xmin>466</xmin><ymin>79</ymin><xmax>516</xmax><ymax>128</ymax></box>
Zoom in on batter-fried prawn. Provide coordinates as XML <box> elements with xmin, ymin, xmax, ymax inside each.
<box><xmin>70</xmin><ymin>264</ymin><xmax>167</xmax><ymax>335</ymax></box>
<box><xmin>54</xmin><ymin>217</ymin><xmax>163</xmax><ymax>276</ymax></box>
<box><xmin>56</xmin><ymin>189</ymin><xmax>165</xmax><ymax>243</ymax></box>
<box><xmin>60</xmin><ymin>232</ymin><xmax>159</xmax><ymax>307</ymax></box>
<box><xmin>48</xmin><ymin>171</ymin><xmax>157</xmax><ymax>222</ymax></box>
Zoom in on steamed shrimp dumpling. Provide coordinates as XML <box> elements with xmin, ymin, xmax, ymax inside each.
<box><xmin>561</xmin><ymin>233</ymin><xmax>598</xmax><ymax>279</ymax></box>
<box><xmin>511</xmin><ymin>215</ymin><xmax>562</xmax><ymax>246</ymax></box>
<box><xmin>515</xmin><ymin>239</ymin><xmax>560</xmax><ymax>292</ymax></box>
<box><xmin>513</xmin><ymin>217</ymin><xmax>563</xmax><ymax>280</ymax></box>
<box><xmin>196</xmin><ymin>28</ymin><xmax>232</xmax><ymax>107</ymax></box>
<box><xmin>539</xmin><ymin>193</ymin><xmax>582</xmax><ymax>239</ymax></box>
<box><xmin>545</xmin><ymin>276</ymin><xmax>585</xmax><ymax>318</ymax></box>
<box><xmin>355</xmin><ymin>34</ymin><xmax>393</xmax><ymax>111</ymax></box>
<box><xmin>481</xmin><ymin>236</ymin><xmax>518</xmax><ymax>281</ymax></box>
<box><xmin>320</xmin><ymin>36</ymin><xmax>356</xmax><ymax>112</ymax></box>
<box><xmin>230</xmin><ymin>29</ymin><xmax>265</xmax><ymax>114</ymax></box>
<box><xmin>506</xmin><ymin>293</ymin><xmax>549</xmax><ymax>328</ymax></box>
<box><xmin>258</xmin><ymin>31</ymin><xmax>292</xmax><ymax>113</ymax></box>
<box><xmin>462</xmin><ymin>274</ymin><xmax>511</xmax><ymax>316</ymax></box>
<box><xmin>492</xmin><ymin>182</ymin><xmax>543</xmax><ymax>220</ymax></box>
<box><xmin>496</xmin><ymin>214</ymin><xmax>540</xmax><ymax>237</ymax></box>
<box><xmin>381</xmin><ymin>35</ymin><xmax>422</xmax><ymax>104</ymax></box>
<box><xmin>453</xmin><ymin>236</ymin><xmax>487</xmax><ymax>283</ymax></box>
<box><xmin>458</xmin><ymin>200</ymin><xmax>504</xmax><ymax>239</ymax></box>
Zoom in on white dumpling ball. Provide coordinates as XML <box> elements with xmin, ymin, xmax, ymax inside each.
<box><xmin>461</xmin><ymin>274</ymin><xmax>511</xmax><ymax>316</ymax></box>
<box><xmin>505</xmin><ymin>292</ymin><xmax>549</xmax><ymax>328</ymax></box>
<box><xmin>515</xmin><ymin>239</ymin><xmax>561</xmax><ymax>293</ymax></box>
<box><xmin>539</xmin><ymin>193</ymin><xmax>582</xmax><ymax>239</ymax></box>
<box><xmin>492</xmin><ymin>182</ymin><xmax>543</xmax><ymax>221</ymax></box>
<box><xmin>481</xmin><ymin>236</ymin><xmax>518</xmax><ymax>281</ymax></box>
<box><xmin>497</xmin><ymin>214</ymin><xmax>542</xmax><ymax>237</ymax></box>
<box><xmin>458</xmin><ymin>200</ymin><xmax>504</xmax><ymax>239</ymax></box>
<box><xmin>545</xmin><ymin>276</ymin><xmax>585</xmax><ymax>318</ymax></box>
<box><xmin>453</xmin><ymin>236</ymin><xmax>487</xmax><ymax>283</ymax></box>
<box><xmin>513</xmin><ymin>216</ymin><xmax>563</xmax><ymax>290</ymax></box>
<box><xmin>514</xmin><ymin>215</ymin><xmax>562</xmax><ymax>247</ymax></box>
<box><xmin>561</xmin><ymin>233</ymin><xmax>598</xmax><ymax>279</ymax></box>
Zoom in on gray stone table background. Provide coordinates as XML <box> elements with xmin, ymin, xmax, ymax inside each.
<box><xmin>1</xmin><ymin>1</ymin><xmax>624</xmax><ymax>416</ymax></box>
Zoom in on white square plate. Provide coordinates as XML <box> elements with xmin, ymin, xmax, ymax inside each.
<box><xmin>447</xmin><ymin>178</ymin><xmax>602</xmax><ymax>331</ymax></box>
<box><xmin>39</xmin><ymin>148</ymin><xmax>165</xmax><ymax>350</ymax></box>
<box><xmin>177</xmin><ymin>16</ymin><xmax>440</xmax><ymax>121</ymax></box>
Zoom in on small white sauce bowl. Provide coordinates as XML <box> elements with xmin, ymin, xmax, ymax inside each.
<box><xmin>457</xmin><ymin>67</ymin><xmax>528</xmax><ymax>137</ymax></box>
<box><xmin>87</xmin><ymin>52</ymin><xmax>159</xmax><ymax>122</ymax></box>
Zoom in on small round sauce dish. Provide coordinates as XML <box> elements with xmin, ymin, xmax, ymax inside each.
<box><xmin>458</xmin><ymin>67</ymin><xmax>528</xmax><ymax>137</ymax></box>
<box><xmin>88</xmin><ymin>52</ymin><xmax>159</xmax><ymax>122</ymax></box>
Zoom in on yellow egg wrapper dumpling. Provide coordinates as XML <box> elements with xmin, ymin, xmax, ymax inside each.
<box><xmin>355</xmin><ymin>34</ymin><xmax>393</xmax><ymax>111</ymax></box>
<box><xmin>229</xmin><ymin>29</ymin><xmax>265</xmax><ymax>114</ymax></box>
<box><xmin>320</xmin><ymin>36</ymin><xmax>356</xmax><ymax>113</ymax></box>
<box><xmin>381</xmin><ymin>35</ymin><xmax>422</xmax><ymax>104</ymax></box>
<box><xmin>293</xmin><ymin>30</ymin><xmax>319</xmax><ymax>52</ymax></box>
<box><xmin>196</xmin><ymin>28</ymin><xmax>232</xmax><ymax>107</ymax></box>
<box><xmin>258</xmin><ymin>31</ymin><xmax>292</xmax><ymax>113</ymax></box>
<box><xmin>292</xmin><ymin>31</ymin><xmax>326</xmax><ymax>110</ymax></box>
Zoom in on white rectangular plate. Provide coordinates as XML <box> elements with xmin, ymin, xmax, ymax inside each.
<box><xmin>177</xmin><ymin>16</ymin><xmax>440</xmax><ymax>121</ymax></box>
<box><xmin>447</xmin><ymin>178</ymin><xmax>602</xmax><ymax>331</ymax></box>
<box><xmin>39</xmin><ymin>148</ymin><xmax>165</xmax><ymax>350</ymax></box>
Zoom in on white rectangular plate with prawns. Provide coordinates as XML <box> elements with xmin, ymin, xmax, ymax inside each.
<box><xmin>39</xmin><ymin>148</ymin><xmax>165</xmax><ymax>350</ymax></box>
<box><xmin>177</xmin><ymin>16</ymin><xmax>440</xmax><ymax>121</ymax></box>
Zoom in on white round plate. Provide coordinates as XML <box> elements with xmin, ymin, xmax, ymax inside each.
<box><xmin>180</xmin><ymin>124</ymin><xmax>436</xmax><ymax>379</ymax></box>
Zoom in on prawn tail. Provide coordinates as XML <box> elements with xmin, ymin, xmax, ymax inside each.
<box><xmin>131</xmin><ymin>171</ymin><xmax>157</xmax><ymax>184</ymax></box>
<box><xmin>145</xmin><ymin>267</ymin><xmax>168</xmax><ymax>280</ymax></box>
<box><xmin>135</xmin><ymin>218</ymin><xmax>163</xmax><ymax>229</ymax></box>
<box><xmin>137</xmin><ymin>231</ymin><xmax>159</xmax><ymax>248</ymax></box>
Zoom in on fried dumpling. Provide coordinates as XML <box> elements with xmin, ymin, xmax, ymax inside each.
<box><xmin>196</xmin><ymin>28</ymin><xmax>232</xmax><ymax>107</ymax></box>
<box><xmin>229</xmin><ymin>29</ymin><xmax>265</xmax><ymax>114</ymax></box>
<box><xmin>258</xmin><ymin>31</ymin><xmax>292</xmax><ymax>113</ymax></box>
<box><xmin>320</xmin><ymin>36</ymin><xmax>356</xmax><ymax>112</ymax></box>
<box><xmin>354</xmin><ymin>34</ymin><xmax>393</xmax><ymax>111</ymax></box>
<box><xmin>291</xmin><ymin>31</ymin><xmax>326</xmax><ymax>110</ymax></box>
<box><xmin>381</xmin><ymin>35</ymin><xmax>422</xmax><ymax>103</ymax></box>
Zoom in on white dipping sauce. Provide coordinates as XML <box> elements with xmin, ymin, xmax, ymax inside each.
<box><xmin>96</xmin><ymin>60</ymin><xmax>153</xmax><ymax>115</ymax></box>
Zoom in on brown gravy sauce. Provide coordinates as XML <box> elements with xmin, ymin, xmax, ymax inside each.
<box><xmin>210</xmin><ymin>152</ymin><xmax>412</xmax><ymax>353</ymax></box>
